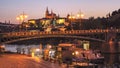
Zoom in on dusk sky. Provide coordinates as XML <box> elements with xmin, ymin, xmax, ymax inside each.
<box><xmin>0</xmin><ymin>0</ymin><xmax>120</xmax><ymax>24</ymax></box>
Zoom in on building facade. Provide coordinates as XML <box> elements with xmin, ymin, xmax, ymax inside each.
<box><xmin>45</xmin><ymin>7</ymin><xmax>58</xmax><ymax>19</ymax></box>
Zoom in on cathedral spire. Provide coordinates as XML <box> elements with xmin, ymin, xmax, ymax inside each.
<box><xmin>46</xmin><ymin>7</ymin><xmax>49</xmax><ymax>14</ymax></box>
<box><xmin>46</xmin><ymin>7</ymin><xmax>48</xmax><ymax>11</ymax></box>
<box><xmin>45</xmin><ymin>7</ymin><xmax>49</xmax><ymax>18</ymax></box>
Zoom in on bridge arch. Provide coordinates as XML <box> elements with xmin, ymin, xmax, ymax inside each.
<box><xmin>1</xmin><ymin>35</ymin><xmax>105</xmax><ymax>44</ymax></box>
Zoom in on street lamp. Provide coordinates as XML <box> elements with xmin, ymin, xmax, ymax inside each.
<box><xmin>77</xmin><ymin>13</ymin><xmax>84</xmax><ymax>19</ymax></box>
<box><xmin>77</xmin><ymin>11</ymin><xmax>84</xmax><ymax>30</ymax></box>
<box><xmin>75</xmin><ymin>51</ymin><xmax>79</xmax><ymax>55</ymax></box>
<box><xmin>68</xmin><ymin>14</ymin><xmax>75</xmax><ymax>30</ymax></box>
<box><xmin>16</xmin><ymin>12</ymin><xmax>28</xmax><ymax>31</ymax></box>
<box><xmin>72</xmin><ymin>51</ymin><xmax>79</xmax><ymax>64</ymax></box>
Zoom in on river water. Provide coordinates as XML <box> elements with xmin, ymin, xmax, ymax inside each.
<box><xmin>4</xmin><ymin>43</ymin><xmax>120</xmax><ymax>67</ymax></box>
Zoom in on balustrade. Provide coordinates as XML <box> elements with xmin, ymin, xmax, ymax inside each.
<box><xmin>2</xmin><ymin>29</ymin><xmax>120</xmax><ymax>44</ymax></box>
<box><xmin>1</xmin><ymin>29</ymin><xmax>120</xmax><ymax>38</ymax></box>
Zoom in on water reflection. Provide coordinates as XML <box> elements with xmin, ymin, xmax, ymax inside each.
<box><xmin>5</xmin><ymin>45</ymin><xmax>17</xmax><ymax>52</ymax></box>
<box><xmin>104</xmin><ymin>53</ymin><xmax>120</xmax><ymax>64</ymax></box>
<box><xmin>4</xmin><ymin>43</ymin><xmax>120</xmax><ymax>67</ymax></box>
<box><xmin>5</xmin><ymin>45</ymin><xmax>40</xmax><ymax>54</ymax></box>
<box><xmin>102</xmin><ymin>41</ymin><xmax>120</xmax><ymax>65</ymax></box>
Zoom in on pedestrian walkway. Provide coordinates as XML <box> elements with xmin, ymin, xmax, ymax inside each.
<box><xmin>32</xmin><ymin>56</ymin><xmax>69</xmax><ymax>68</ymax></box>
<box><xmin>0</xmin><ymin>54</ymin><xmax>66</xmax><ymax>68</ymax></box>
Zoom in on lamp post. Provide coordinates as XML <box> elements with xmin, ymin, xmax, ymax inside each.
<box><xmin>75</xmin><ymin>51</ymin><xmax>79</xmax><ymax>64</ymax></box>
<box><xmin>68</xmin><ymin>14</ymin><xmax>75</xmax><ymax>30</ymax></box>
<box><xmin>72</xmin><ymin>51</ymin><xmax>79</xmax><ymax>64</ymax></box>
<box><xmin>16</xmin><ymin>12</ymin><xmax>28</xmax><ymax>31</ymax></box>
<box><xmin>77</xmin><ymin>11</ymin><xmax>84</xmax><ymax>30</ymax></box>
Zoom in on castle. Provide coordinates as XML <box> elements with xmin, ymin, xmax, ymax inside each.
<box><xmin>45</xmin><ymin>7</ymin><xmax>59</xmax><ymax>19</ymax></box>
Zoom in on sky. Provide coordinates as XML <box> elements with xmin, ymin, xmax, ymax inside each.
<box><xmin>0</xmin><ymin>0</ymin><xmax>120</xmax><ymax>24</ymax></box>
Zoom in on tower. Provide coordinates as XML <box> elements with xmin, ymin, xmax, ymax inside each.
<box><xmin>45</xmin><ymin>7</ymin><xmax>49</xmax><ymax>18</ymax></box>
<box><xmin>45</xmin><ymin>7</ymin><xmax>57</xmax><ymax>19</ymax></box>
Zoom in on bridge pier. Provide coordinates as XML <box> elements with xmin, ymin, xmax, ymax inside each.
<box><xmin>104</xmin><ymin>28</ymin><xmax>119</xmax><ymax>53</ymax></box>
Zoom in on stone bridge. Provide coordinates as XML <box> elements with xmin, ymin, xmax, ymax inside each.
<box><xmin>0</xmin><ymin>29</ymin><xmax>120</xmax><ymax>44</ymax></box>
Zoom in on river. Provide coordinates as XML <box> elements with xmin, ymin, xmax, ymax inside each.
<box><xmin>4</xmin><ymin>43</ymin><xmax>120</xmax><ymax>67</ymax></box>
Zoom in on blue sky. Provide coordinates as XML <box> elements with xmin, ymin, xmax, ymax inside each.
<box><xmin>0</xmin><ymin>0</ymin><xmax>120</xmax><ymax>24</ymax></box>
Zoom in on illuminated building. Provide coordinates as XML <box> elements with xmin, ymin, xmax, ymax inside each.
<box><xmin>27</xmin><ymin>7</ymin><xmax>69</xmax><ymax>30</ymax></box>
<box><xmin>45</xmin><ymin>7</ymin><xmax>58</xmax><ymax>19</ymax></box>
<box><xmin>40</xmin><ymin>18</ymin><xmax>52</xmax><ymax>28</ymax></box>
<box><xmin>28</xmin><ymin>19</ymin><xmax>37</xmax><ymax>27</ymax></box>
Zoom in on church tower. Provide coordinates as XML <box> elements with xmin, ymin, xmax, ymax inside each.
<box><xmin>45</xmin><ymin>7</ymin><xmax>57</xmax><ymax>19</ymax></box>
<box><xmin>45</xmin><ymin>7</ymin><xmax>49</xmax><ymax>18</ymax></box>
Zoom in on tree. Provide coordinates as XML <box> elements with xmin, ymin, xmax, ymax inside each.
<box><xmin>118</xmin><ymin>9</ymin><xmax>120</xmax><ymax>14</ymax></box>
<box><xmin>112</xmin><ymin>10</ymin><xmax>118</xmax><ymax>16</ymax></box>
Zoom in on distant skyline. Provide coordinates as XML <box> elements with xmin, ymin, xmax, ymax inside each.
<box><xmin>0</xmin><ymin>0</ymin><xmax>120</xmax><ymax>24</ymax></box>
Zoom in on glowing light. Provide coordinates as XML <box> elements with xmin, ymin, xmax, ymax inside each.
<box><xmin>49</xmin><ymin>45</ymin><xmax>52</xmax><ymax>49</ymax></box>
<box><xmin>29</xmin><ymin>20</ymin><xmax>35</xmax><ymax>24</ymax></box>
<box><xmin>75</xmin><ymin>51</ymin><xmax>79</xmax><ymax>55</ymax></box>
<box><xmin>77</xmin><ymin>14</ymin><xmax>80</xmax><ymax>17</ymax></box>
<box><xmin>77</xmin><ymin>11</ymin><xmax>84</xmax><ymax>19</ymax></box>
<box><xmin>16</xmin><ymin>17</ymin><xmax>20</xmax><ymax>20</ymax></box>
<box><xmin>72</xmin><ymin>52</ymin><xmax>75</xmax><ymax>55</ymax></box>
<box><xmin>16</xmin><ymin>12</ymin><xmax>28</xmax><ymax>23</ymax></box>
<box><xmin>36</xmin><ymin>48</ymin><xmax>40</xmax><ymax>52</ymax></box>
<box><xmin>72</xmin><ymin>16</ymin><xmax>75</xmax><ymax>19</ymax></box>
<box><xmin>69</xmin><ymin>16</ymin><xmax>75</xmax><ymax>19</ymax></box>
<box><xmin>32</xmin><ymin>52</ymin><xmax>34</xmax><ymax>57</ymax></box>
<box><xmin>56</xmin><ymin>19</ymin><xmax>65</xmax><ymax>24</ymax></box>
<box><xmin>81</xmin><ymin>14</ymin><xmax>84</xmax><ymax>18</ymax></box>
<box><xmin>69</xmin><ymin>16</ymin><xmax>72</xmax><ymax>19</ymax></box>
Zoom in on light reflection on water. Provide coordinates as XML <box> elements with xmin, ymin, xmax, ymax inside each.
<box><xmin>5</xmin><ymin>45</ymin><xmax>17</xmax><ymax>52</ymax></box>
<box><xmin>102</xmin><ymin>42</ymin><xmax>120</xmax><ymax>65</ymax></box>
<box><xmin>103</xmin><ymin>53</ymin><xmax>120</xmax><ymax>64</ymax></box>
<box><xmin>4</xmin><ymin>44</ymin><xmax>120</xmax><ymax>65</ymax></box>
<box><xmin>5</xmin><ymin>45</ymin><xmax>40</xmax><ymax>54</ymax></box>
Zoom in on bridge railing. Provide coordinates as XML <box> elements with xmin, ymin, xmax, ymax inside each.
<box><xmin>1</xmin><ymin>29</ymin><xmax>120</xmax><ymax>38</ymax></box>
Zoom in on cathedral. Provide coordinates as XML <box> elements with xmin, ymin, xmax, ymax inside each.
<box><xmin>45</xmin><ymin>7</ymin><xmax>58</xmax><ymax>19</ymax></box>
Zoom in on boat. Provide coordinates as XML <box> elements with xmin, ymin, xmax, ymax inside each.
<box><xmin>74</xmin><ymin>62</ymin><xmax>98</xmax><ymax>68</ymax></box>
<box><xmin>88</xmin><ymin>50</ymin><xmax>104</xmax><ymax>64</ymax></box>
<box><xmin>72</xmin><ymin>49</ymin><xmax>104</xmax><ymax>64</ymax></box>
<box><xmin>57</xmin><ymin>43</ymin><xmax>104</xmax><ymax>64</ymax></box>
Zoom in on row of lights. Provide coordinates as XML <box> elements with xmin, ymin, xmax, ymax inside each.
<box><xmin>16</xmin><ymin>11</ymin><xmax>83</xmax><ymax>23</ymax></box>
<box><xmin>68</xmin><ymin>12</ymin><xmax>84</xmax><ymax>19</ymax></box>
<box><xmin>16</xmin><ymin>12</ymin><xmax>28</xmax><ymax>24</ymax></box>
<box><xmin>16</xmin><ymin>11</ymin><xmax>83</xmax><ymax>24</ymax></box>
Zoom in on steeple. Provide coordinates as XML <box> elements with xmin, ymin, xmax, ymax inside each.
<box><xmin>51</xmin><ymin>9</ymin><xmax>53</xmax><ymax>14</ymax></box>
<box><xmin>47</xmin><ymin>7</ymin><xmax>49</xmax><ymax>11</ymax></box>
<box><xmin>45</xmin><ymin>7</ymin><xmax>57</xmax><ymax>19</ymax></box>
<box><xmin>46</xmin><ymin>7</ymin><xmax>49</xmax><ymax>15</ymax></box>
<box><xmin>51</xmin><ymin>9</ymin><xmax>54</xmax><ymax>17</ymax></box>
